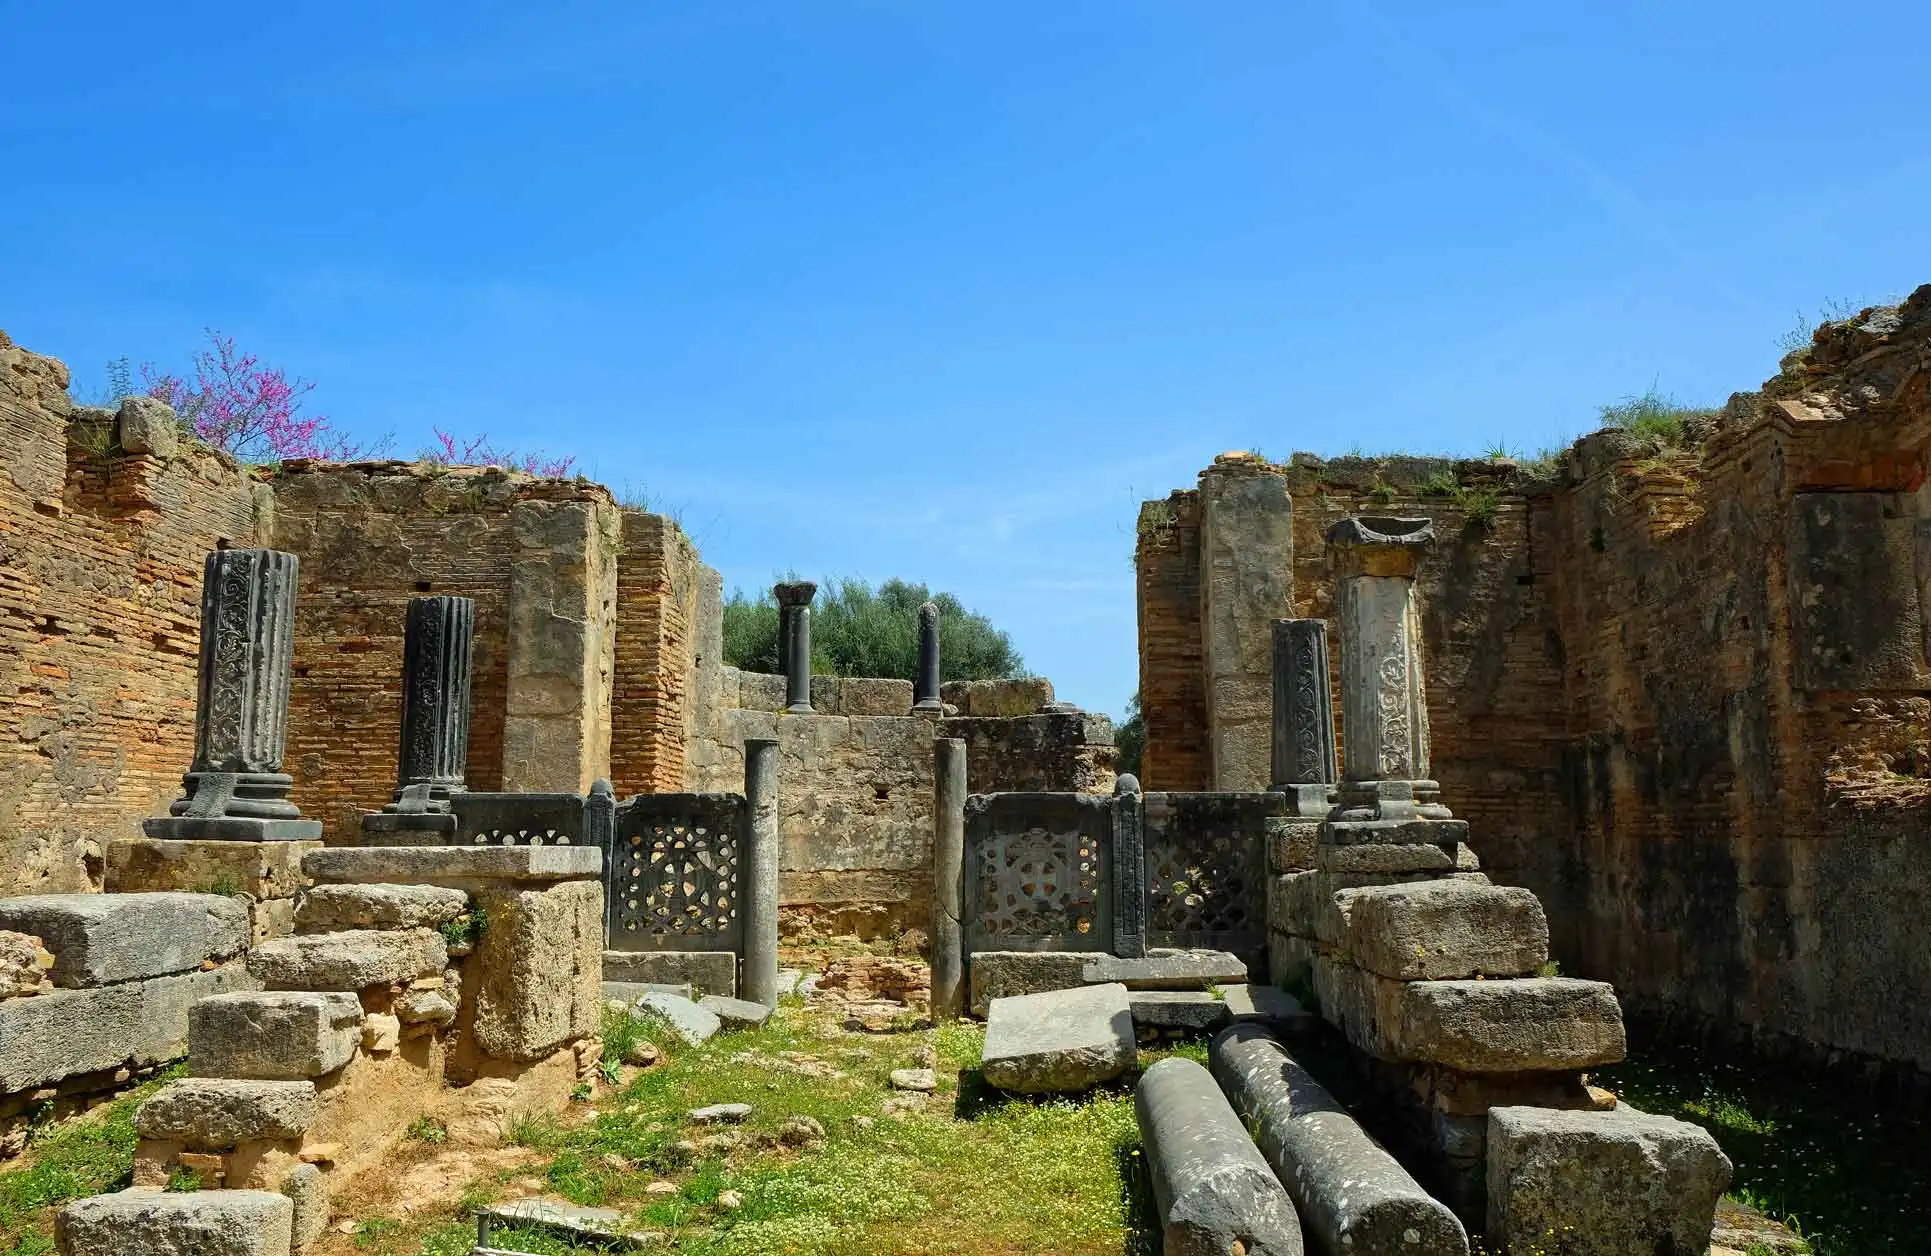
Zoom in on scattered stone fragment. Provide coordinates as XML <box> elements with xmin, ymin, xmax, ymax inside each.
<box><xmin>0</xmin><ymin>892</ymin><xmax>248</xmax><ymax>988</ymax></box>
<box><xmin>776</xmin><ymin>968</ymin><xmax>806</xmax><ymax>997</ymax></box>
<box><xmin>293</xmin><ymin>884</ymin><xmax>468</xmax><ymax>933</ymax></box>
<box><xmin>280</xmin><ymin>1162</ymin><xmax>329</xmax><ymax>1251</ymax></box>
<box><xmin>623</xmin><ymin>1039</ymin><xmax>661</xmax><ymax>1067</ymax></box>
<box><xmin>484</xmin><ymin>1196</ymin><xmax>661</xmax><ymax>1248</ymax></box>
<box><xmin>0</xmin><ymin>930</ymin><xmax>54</xmax><ymax>998</ymax></box>
<box><xmin>881</xmin><ymin>1091</ymin><xmax>930</xmax><ymax>1116</ymax></box>
<box><xmin>361</xmin><ymin>1012</ymin><xmax>400</xmax><ymax>1053</ymax></box>
<box><xmin>717</xmin><ymin>1189</ymin><xmax>743</xmax><ymax>1209</ymax></box>
<box><xmin>1137</xmin><ymin>1057</ymin><xmax>1305</xmax><ymax>1256</ymax></box>
<box><xmin>890</xmin><ymin>1068</ymin><xmax>937</xmax><ymax>1092</ymax></box>
<box><xmin>247</xmin><ymin>929</ymin><xmax>446</xmax><ymax>991</ymax></box>
<box><xmin>912</xmin><ymin>1044</ymin><xmax>937</xmax><ymax>1068</ymax></box>
<box><xmin>698</xmin><ymin>1131</ymin><xmax>741</xmax><ymax>1152</ymax></box>
<box><xmin>645</xmin><ymin>1180</ymin><xmax>679</xmax><ymax>1195</ymax></box>
<box><xmin>699</xmin><ymin>994</ymin><xmax>774</xmax><ymax>1029</ymax></box>
<box><xmin>1487</xmin><ymin>1105</ymin><xmax>1732</xmax><ymax>1256</ymax></box>
<box><xmin>778</xmin><ymin>1115</ymin><xmax>827</xmax><ymax>1147</ymax></box>
<box><xmin>1081</xmin><ymin>951</ymin><xmax>1247</xmax><ymax>991</ymax></box>
<box><xmin>394</xmin><ymin>988</ymin><xmax>458</xmax><ymax>1026</ymax></box>
<box><xmin>56</xmin><ymin>1188</ymin><xmax>294</xmax><ymax>1256</ymax></box>
<box><xmin>636</xmin><ymin>992</ymin><xmax>722</xmax><ymax>1046</ymax></box>
<box><xmin>689</xmin><ymin>1102</ymin><xmax>752</xmax><ymax>1124</ymax></box>
<box><xmin>135</xmin><ymin>1078</ymin><xmax>317</xmax><ymax>1148</ymax></box>
<box><xmin>981</xmin><ymin>982</ymin><xmax>1136</xmax><ymax>1094</ymax></box>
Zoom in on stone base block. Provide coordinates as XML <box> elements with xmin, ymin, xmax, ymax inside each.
<box><xmin>189</xmin><ymin>991</ymin><xmax>362</xmax><ymax>1080</ymax></box>
<box><xmin>1266</xmin><ymin>817</ymin><xmax>1321</xmax><ymax>872</ymax></box>
<box><xmin>304</xmin><ymin>845</ymin><xmax>601</xmax><ymax>888</ymax></box>
<box><xmin>143</xmin><ymin>817</ymin><xmax>324</xmax><ymax>843</ymax></box>
<box><xmin>0</xmin><ymin>963</ymin><xmax>257</xmax><ymax>1094</ymax></box>
<box><xmin>1129</xmin><ymin>991</ymin><xmax>1233</xmax><ymax>1033</ymax></box>
<box><xmin>967</xmin><ymin>951</ymin><xmax>1091</xmax><ymax>1017</ymax></box>
<box><xmin>294</xmin><ymin>885</ymin><xmax>470</xmax><ymax>933</ymax></box>
<box><xmin>0</xmin><ymin>893</ymin><xmax>249</xmax><ymax>988</ymax></box>
<box><xmin>1082</xmin><ymin>951</ymin><xmax>1247</xmax><ymax>990</ymax></box>
<box><xmin>105</xmin><ymin>839</ymin><xmax>319</xmax><ymax>900</ymax></box>
<box><xmin>1487</xmin><ymin>1106</ymin><xmax>1732</xmax><ymax>1256</ymax></box>
<box><xmin>1315</xmin><ymin>959</ymin><xmax>1626</xmax><ymax>1071</ymax></box>
<box><xmin>1333</xmin><ymin>879</ymin><xmax>1549</xmax><ymax>981</ymax></box>
<box><xmin>471</xmin><ymin>881</ymin><xmax>603</xmax><ymax>1062</ymax></box>
<box><xmin>1318</xmin><ymin>842</ymin><xmax>1479</xmax><ymax>874</ymax></box>
<box><xmin>247</xmin><ymin>930</ymin><xmax>446</xmax><ymax>991</ymax></box>
<box><xmin>134</xmin><ymin>1079</ymin><xmax>317</xmax><ymax>1149</ymax></box>
<box><xmin>981</xmin><ymin>982</ymin><xmax>1136</xmax><ymax>1093</ymax></box>
<box><xmin>602</xmin><ymin>950</ymin><xmax>735</xmax><ymax>1000</ymax></box>
<box><xmin>57</xmin><ymin>1187</ymin><xmax>294</xmax><ymax>1256</ymax></box>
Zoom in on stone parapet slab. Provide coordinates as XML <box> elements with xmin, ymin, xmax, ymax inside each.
<box><xmin>304</xmin><ymin>845</ymin><xmax>600</xmax><ymax>888</ymax></box>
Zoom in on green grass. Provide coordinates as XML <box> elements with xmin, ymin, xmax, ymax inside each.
<box><xmin>1598</xmin><ymin>386</ymin><xmax>1719</xmax><ymax>451</ymax></box>
<box><xmin>0</xmin><ymin>1067</ymin><xmax>182</xmax><ymax>1256</ymax></box>
<box><xmin>1597</xmin><ymin>1044</ymin><xmax>1931</xmax><ymax>1255</ymax></box>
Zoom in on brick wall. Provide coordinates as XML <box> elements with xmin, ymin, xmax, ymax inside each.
<box><xmin>1134</xmin><ymin>491</ymin><xmax>1209</xmax><ymax>789</ymax></box>
<box><xmin>610</xmin><ymin>512</ymin><xmax>701</xmax><ymax>796</ymax></box>
<box><xmin>0</xmin><ymin>332</ymin><xmax>266</xmax><ymax>894</ymax></box>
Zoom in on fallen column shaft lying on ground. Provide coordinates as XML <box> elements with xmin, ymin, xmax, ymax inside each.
<box><xmin>1136</xmin><ymin>1056</ymin><xmax>1305</xmax><ymax>1256</ymax></box>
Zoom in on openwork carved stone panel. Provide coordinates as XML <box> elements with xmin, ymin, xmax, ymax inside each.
<box><xmin>607</xmin><ymin>794</ymin><xmax>746</xmax><ymax>953</ymax></box>
<box><xmin>964</xmin><ymin>793</ymin><xmax>1112</xmax><ymax>953</ymax></box>
<box><xmin>452</xmin><ymin>793</ymin><xmax>587</xmax><ymax>846</ymax></box>
<box><xmin>1142</xmin><ymin>791</ymin><xmax>1276</xmax><ymax>965</ymax></box>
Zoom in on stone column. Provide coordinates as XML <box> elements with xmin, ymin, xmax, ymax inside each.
<box><xmin>1324</xmin><ymin>517</ymin><xmax>1459</xmax><ymax>837</ymax></box>
<box><xmin>913</xmin><ymin>601</ymin><xmax>943</xmax><ymax>712</ymax></box>
<box><xmin>741</xmin><ymin>739</ymin><xmax>782</xmax><ymax>1008</ymax></box>
<box><xmin>931</xmin><ymin>738</ymin><xmax>967</xmax><ymax>1019</ymax></box>
<box><xmin>1269</xmin><ymin>618</ymin><xmax>1337</xmax><ymax>815</ymax></box>
<box><xmin>774</xmin><ymin>581</ymin><xmax>816</xmax><ymax>713</ymax></box>
<box><xmin>1111</xmin><ymin>774</ymin><xmax>1147</xmax><ymax>958</ymax></box>
<box><xmin>364</xmin><ymin>597</ymin><xmax>475</xmax><ymax>843</ymax></box>
<box><xmin>145</xmin><ymin>549</ymin><xmax>322</xmax><ymax>841</ymax></box>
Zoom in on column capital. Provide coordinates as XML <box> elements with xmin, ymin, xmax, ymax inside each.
<box><xmin>1324</xmin><ymin>515</ymin><xmax>1434</xmax><ymax>579</ymax></box>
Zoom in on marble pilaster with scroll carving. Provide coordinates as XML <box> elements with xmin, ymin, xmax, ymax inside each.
<box><xmin>1270</xmin><ymin>617</ymin><xmax>1336</xmax><ymax>814</ymax></box>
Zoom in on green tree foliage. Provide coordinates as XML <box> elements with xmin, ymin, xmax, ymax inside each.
<box><xmin>721</xmin><ymin>578</ymin><xmax>1025</xmax><ymax>681</ymax></box>
<box><xmin>1114</xmin><ymin>691</ymin><xmax>1145</xmax><ymax>778</ymax></box>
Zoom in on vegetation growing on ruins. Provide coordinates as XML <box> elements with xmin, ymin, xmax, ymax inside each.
<box><xmin>1113</xmin><ymin>691</ymin><xmax>1144</xmax><ymax>777</ymax></box>
<box><xmin>722</xmin><ymin>578</ymin><xmax>1025</xmax><ymax>681</ymax></box>
<box><xmin>1598</xmin><ymin>385</ymin><xmax>1719</xmax><ymax>453</ymax></box>
<box><xmin>0</xmin><ymin>1066</ymin><xmax>180</xmax><ymax>1255</ymax></box>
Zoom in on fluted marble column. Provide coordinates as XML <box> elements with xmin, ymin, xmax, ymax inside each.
<box><xmin>774</xmin><ymin>580</ymin><xmax>816</xmax><ymax>713</ymax></box>
<box><xmin>365</xmin><ymin>596</ymin><xmax>474</xmax><ymax>842</ymax></box>
<box><xmin>146</xmin><ymin>548</ymin><xmax>322</xmax><ymax>841</ymax></box>
<box><xmin>1269</xmin><ymin>618</ymin><xmax>1336</xmax><ymax>815</ymax></box>
<box><xmin>914</xmin><ymin>601</ymin><xmax>943</xmax><ymax>712</ymax></box>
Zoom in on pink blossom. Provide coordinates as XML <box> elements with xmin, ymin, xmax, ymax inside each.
<box><xmin>424</xmin><ymin>427</ymin><xmax>576</xmax><ymax>478</ymax></box>
<box><xmin>141</xmin><ymin>330</ymin><xmax>389</xmax><ymax>463</ymax></box>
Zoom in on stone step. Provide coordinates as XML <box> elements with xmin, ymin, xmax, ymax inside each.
<box><xmin>1081</xmin><ymin>950</ymin><xmax>1247</xmax><ymax>991</ymax></box>
<box><xmin>57</xmin><ymin>1188</ymin><xmax>293</xmax><ymax>1256</ymax></box>
<box><xmin>134</xmin><ymin>1078</ymin><xmax>317</xmax><ymax>1149</ymax></box>
<box><xmin>294</xmin><ymin>884</ymin><xmax>469</xmax><ymax>934</ymax></box>
<box><xmin>982</xmin><ymin>982</ymin><xmax>1136</xmax><ymax>1094</ymax></box>
<box><xmin>247</xmin><ymin>928</ymin><xmax>447</xmax><ymax>991</ymax></box>
<box><xmin>189</xmin><ymin>990</ymin><xmax>362</xmax><ymax>1080</ymax></box>
<box><xmin>0</xmin><ymin>892</ymin><xmax>247</xmax><ymax>989</ymax></box>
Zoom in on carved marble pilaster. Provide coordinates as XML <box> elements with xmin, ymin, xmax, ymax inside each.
<box><xmin>1269</xmin><ymin>618</ymin><xmax>1336</xmax><ymax>815</ymax></box>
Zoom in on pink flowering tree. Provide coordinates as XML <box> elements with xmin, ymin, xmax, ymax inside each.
<box><xmin>422</xmin><ymin>428</ymin><xmax>576</xmax><ymax>478</ymax></box>
<box><xmin>142</xmin><ymin>330</ymin><xmax>390</xmax><ymax>463</ymax></box>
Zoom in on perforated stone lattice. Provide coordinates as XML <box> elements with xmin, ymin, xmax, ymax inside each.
<box><xmin>1145</xmin><ymin>833</ymin><xmax>1257</xmax><ymax>936</ymax></box>
<box><xmin>611</xmin><ymin>819</ymin><xmax>740</xmax><ymax>942</ymax></box>
<box><xmin>469</xmin><ymin>829</ymin><xmax>574</xmax><ymax>846</ymax></box>
<box><xmin>974</xmin><ymin>824</ymin><xmax>1101</xmax><ymax>940</ymax></box>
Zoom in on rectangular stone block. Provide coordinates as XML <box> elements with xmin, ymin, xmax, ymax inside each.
<box><xmin>105</xmin><ymin>839</ymin><xmax>320</xmax><ymax>900</ymax></box>
<box><xmin>0</xmin><ymin>893</ymin><xmax>249</xmax><ymax>988</ymax></box>
<box><xmin>1266</xmin><ymin>819</ymin><xmax>1320</xmax><ymax>873</ymax></box>
<box><xmin>189</xmin><ymin>991</ymin><xmax>362</xmax><ymax>1080</ymax></box>
<box><xmin>1315</xmin><ymin>959</ymin><xmax>1626</xmax><ymax>1071</ymax></box>
<box><xmin>982</xmin><ymin>982</ymin><xmax>1135</xmax><ymax>1092</ymax></box>
<box><xmin>1334</xmin><ymin>879</ymin><xmax>1549</xmax><ymax>981</ymax></box>
<box><xmin>1081</xmin><ymin>951</ymin><xmax>1247</xmax><ymax>990</ymax></box>
<box><xmin>1487</xmin><ymin>1106</ymin><xmax>1732</xmax><ymax>1256</ymax></box>
<box><xmin>470</xmin><ymin>880</ymin><xmax>603</xmax><ymax>1061</ymax></box>
<box><xmin>941</xmin><ymin>677</ymin><xmax>1054</xmax><ymax>717</ymax></box>
<box><xmin>303</xmin><ymin>845</ymin><xmax>601</xmax><ymax>887</ymax></box>
<box><xmin>967</xmin><ymin>951</ymin><xmax>1091</xmax><ymax>1017</ymax></box>
<box><xmin>294</xmin><ymin>884</ymin><xmax>470</xmax><ymax>933</ymax></box>
<box><xmin>1317</xmin><ymin>842</ymin><xmax>1461</xmax><ymax>874</ymax></box>
<box><xmin>247</xmin><ymin>929</ymin><xmax>447</xmax><ymax>991</ymax></box>
<box><xmin>135</xmin><ymin>1078</ymin><xmax>317</xmax><ymax>1149</ymax></box>
<box><xmin>58</xmin><ymin>1188</ymin><xmax>293</xmax><ymax>1256</ymax></box>
<box><xmin>1129</xmin><ymin>990</ymin><xmax>1233</xmax><ymax>1032</ymax></box>
<box><xmin>0</xmin><ymin>963</ymin><xmax>256</xmax><ymax>1093</ymax></box>
<box><xmin>736</xmin><ymin>671</ymin><xmax>786</xmax><ymax>712</ymax></box>
<box><xmin>603</xmin><ymin>949</ymin><xmax>736</xmax><ymax>999</ymax></box>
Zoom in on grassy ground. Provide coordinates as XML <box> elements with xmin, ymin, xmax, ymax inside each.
<box><xmin>327</xmin><ymin>1000</ymin><xmax>1178</xmax><ymax>1256</ymax></box>
<box><xmin>1597</xmin><ymin>1044</ymin><xmax>1931</xmax><ymax>1256</ymax></box>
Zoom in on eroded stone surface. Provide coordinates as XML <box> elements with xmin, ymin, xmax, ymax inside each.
<box><xmin>636</xmin><ymin>992</ymin><xmax>721</xmax><ymax>1045</ymax></box>
<box><xmin>189</xmin><ymin>991</ymin><xmax>362</xmax><ymax>1080</ymax></box>
<box><xmin>470</xmin><ymin>880</ymin><xmax>602</xmax><ymax>1061</ymax></box>
<box><xmin>0</xmin><ymin>963</ymin><xmax>256</xmax><ymax>1093</ymax></box>
<box><xmin>247</xmin><ymin>929</ymin><xmax>446</xmax><ymax>991</ymax></box>
<box><xmin>134</xmin><ymin>1078</ymin><xmax>317</xmax><ymax>1148</ymax></box>
<box><xmin>699</xmin><ymin>995</ymin><xmax>772</xmax><ymax>1029</ymax></box>
<box><xmin>0</xmin><ymin>892</ymin><xmax>248</xmax><ymax>988</ymax></box>
<box><xmin>294</xmin><ymin>884</ymin><xmax>469</xmax><ymax>933</ymax></box>
<box><xmin>57</xmin><ymin>1188</ymin><xmax>293</xmax><ymax>1256</ymax></box>
<box><xmin>1138</xmin><ymin>1056</ymin><xmax>1304</xmax><ymax>1255</ymax></box>
<box><xmin>1334</xmin><ymin>879</ymin><xmax>1548</xmax><ymax>981</ymax></box>
<box><xmin>1487</xmin><ymin>1105</ymin><xmax>1732</xmax><ymax>1256</ymax></box>
<box><xmin>1129</xmin><ymin>990</ymin><xmax>1233</xmax><ymax>1032</ymax></box>
<box><xmin>981</xmin><ymin>982</ymin><xmax>1135</xmax><ymax>1093</ymax></box>
<box><xmin>603</xmin><ymin>949</ymin><xmax>736</xmax><ymax>999</ymax></box>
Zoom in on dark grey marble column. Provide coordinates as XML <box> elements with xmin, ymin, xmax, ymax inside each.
<box><xmin>145</xmin><ymin>548</ymin><xmax>322</xmax><ymax>841</ymax></box>
<box><xmin>1111</xmin><ymin>773</ymin><xmax>1147</xmax><ymax>958</ymax></box>
<box><xmin>931</xmin><ymin>738</ymin><xmax>967</xmax><ymax>1019</ymax></box>
<box><xmin>364</xmin><ymin>596</ymin><xmax>474</xmax><ymax>842</ymax></box>
<box><xmin>774</xmin><ymin>581</ymin><xmax>816</xmax><ymax>713</ymax></box>
<box><xmin>741</xmin><ymin>739</ymin><xmax>782</xmax><ymax>1007</ymax></box>
<box><xmin>1270</xmin><ymin>618</ymin><xmax>1337</xmax><ymax>815</ymax></box>
<box><xmin>913</xmin><ymin>601</ymin><xmax>943</xmax><ymax>712</ymax></box>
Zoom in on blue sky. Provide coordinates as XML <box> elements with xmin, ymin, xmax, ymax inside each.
<box><xmin>4</xmin><ymin>3</ymin><xmax>1928</xmax><ymax>716</ymax></box>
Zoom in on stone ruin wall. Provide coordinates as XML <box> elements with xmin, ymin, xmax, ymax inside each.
<box><xmin>0</xmin><ymin>333</ymin><xmax>271</xmax><ymax>895</ymax></box>
<box><xmin>1137</xmin><ymin>289</ymin><xmax>1931</xmax><ymax>1093</ymax></box>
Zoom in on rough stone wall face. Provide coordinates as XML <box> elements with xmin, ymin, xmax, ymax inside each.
<box><xmin>1</xmin><ymin>332</ymin><xmax>266</xmax><ymax>894</ymax></box>
<box><xmin>1135</xmin><ymin>491</ymin><xmax>1209</xmax><ymax>790</ymax></box>
<box><xmin>1198</xmin><ymin>457</ymin><xmax>1294</xmax><ymax>790</ymax></box>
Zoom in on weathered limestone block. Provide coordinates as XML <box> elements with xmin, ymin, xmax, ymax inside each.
<box><xmin>0</xmin><ymin>930</ymin><xmax>54</xmax><ymax>997</ymax></box>
<box><xmin>940</xmin><ymin>677</ymin><xmax>1055</xmax><ymax>717</ymax></box>
<box><xmin>1266</xmin><ymin>820</ymin><xmax>1320</xmax><ymax>874</ymax></box>
<box><xmin>1137</xmin><ymin>1057</ymin><xmax>1305</xmax><ymax>1255</ymax></box>
<box><xmin>1315</xmin><ymin>960</ymin><xmax>1626</xmax><ymax>1071</ymax></box>
<box><xmin>1211</xmin><ymin>1023</ymin><xmax>1468</xmax><ymax>1256</ymax></box>
<box><xmin>116</xmin><ymin>395</ymin><xmax>180</xmax><ymax>458</ymax></box>
<box><xmin>470</xmin><ymin>880</ymin><xmax>602</xmax><ymax>1061</ymax></box>
<box><xmin>1082</xmin><ymin>951</ymin><xmax>1247</xmax><ymax>990</ymax></box>
<box><xmin>57</xmin><ymin>1188</ymin><xmax>293</xmax><ymax>1256</ymax></box>
<box><xmin>247</xmin><ymin>929</ymin><xmax>446</xmax><ymax>991</ymax></box>
<box><xmin>811</xmin><ymin>675</ymin><xmax>914</xmax><ymax>716</ymax></box>
<box><xmin>1317</xmin><ymin>841</ymin><xmax>1473</xmax><ymax>875</ymax></box>
<box><xmin>637</xmin><ymin>992</ymin><xmax>721</xmax><ymax>1045</ymax></box>
<box><xmin>0</xmin><ymin>893</ymin><xmax>249</xmax><ymax>987</ymax></box>
<box><xmin>189</xmin><ymin>991</ymin><xmax>362</xmax><ymax>1080</ymax></box>
<box><xmin>1334</xmin><ymin>880</ymin><xmax>1549</xmax><ymax>981</ymax></box>
<box><xmin>967</xmin><ymin>951</ymin><xmax>1092</xmax><ymax>1016</ymax></box>
<box><xmin>302</xmin><ymin>845</ymin><xmax>600</xmax><ymax>888</ymax></box>
<box><xmin>280</xmin><ymin>1162</ymin><xmax>329</xmax><ymax>1251</ymax></box>
<box><xmin>1221</xmin><ymin>984</ymin><xmax>1313</xmax><ymax>1031</ymax></box>
<box><xmin>135</xmin><ymin>1079</ymin><xmax>317</xmax><ymax>1148</ymax></box>
<box><xmin>395</xmin><ymin>988</ymin><xmax>458</xmax><ymax>1026</ymax></box>
<box><xmin>0</xmin><ymin>964</ymin><xmax>256</xmax><ymax>1092</ymax></box>
<box><xmin>1201</xmin><ymin>461</ymin><xmax>1294</xmax><ymax>791</ymax></box>
<box><xmin>698</xmin><ymin>995</ymin><xmax>772</xmax><ymax>1030</ymax></box>
<box><xmin>1130</xmin><ymin>991</ymin><xmax>1233</xmax><ymax>1032</ymax></box>
<box><xmin>105</xmin><ymin>839</ymin><xmax>319</xmax><ymax>900</ymax></box>
<box><xmin>1487</xmin><ymin>1106</ymin><xmax>1732</xmax><ymax>1256</ymax></box>
<box><xmin>981</xmin><ymin>982</ymin><xmax>1136</xmax><ymax>1093</ymax></box>
<box><xmin>603</xmin><ymin>950</ymin><xmax>736</xmax><ymax>998</ymax></box>
<box><xmin>294</xmin><ymin>884</ymin><xmax>469</xmax><ymax>933</ymax></box>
